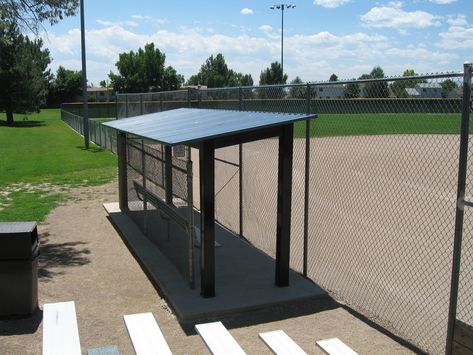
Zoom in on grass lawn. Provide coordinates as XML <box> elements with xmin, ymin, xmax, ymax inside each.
<box><xmin>293</xmin><ymin>113</ymin><xmax>461</xmax><ymax>138</ymax></box>
<box><xmin>0</xmin><ymin>109</ymin><xmax>117</xmax><ymax>222</ymax></box>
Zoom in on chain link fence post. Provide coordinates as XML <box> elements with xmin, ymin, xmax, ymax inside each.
<box><xmin>446</xmin><ymin>62</ymin><xmax>472</xmax><ymax>355</ymax></box>
<box><xmin>303</xmin><ymin>83</ymin><xmax>312</xmax><ymax>277</ymax></box>
<box><xmin>125</xmin><ymin>94</ymin><xmax>129</xmax><ymax>118</ymax></box>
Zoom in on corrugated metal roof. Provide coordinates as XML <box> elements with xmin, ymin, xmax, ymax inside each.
<box><xmin>103</xmin><ymin>108</ymin><xmax>314</xmax><ymax>146</ymax></box>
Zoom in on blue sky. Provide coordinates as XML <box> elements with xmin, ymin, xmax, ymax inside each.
<box><xmin>40</xmin><ymin>0</ymin><xmax>473</xmax><ymax>86</ymax></box>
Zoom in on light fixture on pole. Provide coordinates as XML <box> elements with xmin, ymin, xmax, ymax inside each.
<box><xmin>80</xmin><ymin>0</ymin><xmax>89</xmax><ymax>149</ymax></box>
<box><xmin>270</xmin><ymin>4</ymin><xmax>296</xmax><ymax>81</ymax></box>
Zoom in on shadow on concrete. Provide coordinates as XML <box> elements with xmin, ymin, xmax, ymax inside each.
<box><xmin>0</xmin><ymin>120</ymin><xmax>45</xmax><ymax>128</ymax></box>
<box><xmin>180</xmin><ymin>294</ymin><xmax>340</xmax><ymax>335</ymax></box>
<box><xmin>38</xmin><ymin>232</ymin><xmax>91</xmax><ymax>281</ymax></box>
<box><xmin>0</xmin><ymin>308</ymin><xmax>43</xmax><ymax>336</ymax></box>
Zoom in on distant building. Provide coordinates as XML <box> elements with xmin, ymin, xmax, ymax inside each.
<box><xmin>87</xmin><ymin>87</ymin><xmax>116</xmax><ymax>102</ymax></box>
<box><xmin>405</xmin><ymin>88</ymin><xmax>421</xmax><ymax>98</ymax></box>
<box><xmin>314</xmin><ymin>85</ymin><xmax>345</xmax><ymax>98</ymax></box>
<box><xmin>415</xmin><ymin>83</ymin><xmax>442</xmax><ymax>98</ymax></box>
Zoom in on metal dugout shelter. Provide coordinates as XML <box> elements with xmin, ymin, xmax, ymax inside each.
<box><xmin>104</xmin><ymin>108</ymin><xmax>315</xmax><ymax>297</ymax></box>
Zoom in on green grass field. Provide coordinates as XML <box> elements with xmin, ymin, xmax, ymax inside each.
<box><xmin>293</xmin><ymin>113</ymin><xmax>461</xmax><ymax>138</ymax></box>
<box><xmin>0</xmin><ymin>109</ymin><xmax>117</xmax><ymax>222</ymax></box>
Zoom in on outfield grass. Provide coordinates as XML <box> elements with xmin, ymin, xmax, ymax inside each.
<box><xmin>0</xmin><ymin>109</ymin><xmax>117</xmax><ymax>222</ymax></box>
<box><xmin>294</xmin><ymin>113</ymin><xmax>461</xmax><ymax>138</ymax></box>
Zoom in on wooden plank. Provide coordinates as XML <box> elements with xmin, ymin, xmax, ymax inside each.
<box><xmin>259</xmin><ymin>330</ymin><xmax>306</xmax><ymax>355</ymax></box>
<box><xmin>123</xmin><ymin>312</ymin><xmax>172</xmax><ymax>355</ymax></box>
<box><xmin>316</xmin><ymin>338</ymin><xmax>358</xmax><ymax>355</ymax></box>
<box><xmin>454</xmin><ymin>320</ymin><xmax>473</xmax><ymax>351</ymax></box>
<box><xmin>42</xmin><ymin>301</ymin><xmax>81</xmax><ymax>355</ymax></box>
<box><xmin>195</xmin><ymin>321</ymin><xmax>246</xmax><ymax>355</ymax></box>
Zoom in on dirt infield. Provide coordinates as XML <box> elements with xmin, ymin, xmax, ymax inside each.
<box><xmin>0</xmin><ymin>181</ymin><xmax>413</xmax><ymax>354</ymax></box>
<box><xmin>192</xmin><ymin>134</ymin><xmax>470</xmax><ymax>354</ymax></box>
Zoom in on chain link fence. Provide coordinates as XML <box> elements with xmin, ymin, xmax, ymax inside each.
<box><xmin>61</xmin><ymin>69</ymin><xmax>472</xmax><ymax>354</ymax></box>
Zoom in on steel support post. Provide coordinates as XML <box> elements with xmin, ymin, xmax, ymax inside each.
<box><xmin>199</xmin><ymin>140</ymin><xmax>216</xmax><ymax>297</ymax></box>
<box><xmin>239</xmin><ymin>86</ymin><xmax>243</xmax><ymax>238</ymax></box>
<box><xmin>446</xmin><ymin>62</ymin><xmax>472</xmax><ymax>355</ymax></box>
<box><xmin>165</xmin><ymin>145</ymin><xmax>173</xmax><ymax>204</ymax></box>
<box><xmin>275</xmin><ymin>123</ymin><xmax>294</xmax><ymax>287</ymax></box>
<box><xmin>303</xmin><ymin>84</ymin><xmax>312</xmax><ymax>277</ymax></box>
<box><xmin>117</xmin><ymin>132</ymin><xmax>128</xmax><ymax>211</ymax></box>
<box><xmin>141</xmin><ymin>140</ymin><xmax>147</xmax><ymax>234</ymax></box>
<box><xmin>187</xmin><ymin>160</ymin><xmax>195</xmax><ymax>289</ymax></box>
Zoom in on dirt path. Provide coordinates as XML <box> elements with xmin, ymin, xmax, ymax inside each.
<box><xmin>0</xmin><ymin>181</ymin><xmax>413</xmax><ymax>354</ymax></box>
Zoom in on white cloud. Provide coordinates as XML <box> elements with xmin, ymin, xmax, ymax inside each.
<box><xmin>361</xmin><ymin>5</ymin><xmax>440</xmax><ymax>30</ymax></box>
<box><xmin>41</xmin><ymin>21</ymin><xmax>458</xmax><ymax>85</ymax></box>
<box><xmin>447</xmin><ymin>15</ymin><xmax>468</xmax><ymax>26</ymax></box>
<box><xmin>313</xmin><ymin>0</ymin><xmax>350</xmax><ymax>8</ymax></box>
<box><xmin>429</xmin><ymin>0</ymin><xmax>457</xmax><ymax>4</ymax></box>
<box><xmin>241</xmin><ymin>8</ymin><xmax>253</xmax><ymax>15</ymax></box>
<box><xmin>96</xmin><ymin>19</ymin><xmax>138</xmax><ymax>28</ymax></box>
<box><xmin>385</xmin><ymin>47</ymin><xmax>457</xmax><ymax>65</ymax></box>
<box><xmin>438</xmin><ymin>24</ymin><xmax>473</xmax><ymax>49</ymax></box>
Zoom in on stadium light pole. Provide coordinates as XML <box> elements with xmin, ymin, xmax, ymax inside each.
<box><xmin>80</xmin><ymin>0</ymin><xmax>89</xmax><ymax>149</ymax></box>
<box><xmin>270</xmin><ymin>4</ymin><xmax>296</xmax><ymax>81</ymax></box>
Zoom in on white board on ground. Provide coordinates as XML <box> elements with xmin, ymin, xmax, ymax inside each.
<box><xmin>259</xmin><ymin>330</ymin><xmax>307</xmax><ymax>355</ymax></box>
<box><xmin>316</xmin><ymin>338</ymin><xmax>358</xmax><ymax>355</ymax></box>
<box><xmin>123</xmin><ymin>312</ymin><xmax>172</xmax><ymax>355</ymax></box>
<box><xmin>195</xmin><ymin>321</ymin><xmax>246</xmax><ymax>355</ymax></box>
<box><xmin>42</xmin><ymin>301</ymin><xmax>81</xmax><ymax>355</ymax></box>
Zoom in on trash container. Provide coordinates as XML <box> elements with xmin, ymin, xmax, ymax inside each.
<box><xmin>0</xmin><ymin>222</ymin><xmax>39</xmax><ymax>317</ymax></box>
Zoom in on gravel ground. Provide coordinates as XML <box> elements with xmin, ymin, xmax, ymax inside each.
<box><xmin>0</xmin><ymin>180</ymin><xmax>414</xmax><ymax>354</ymax></box>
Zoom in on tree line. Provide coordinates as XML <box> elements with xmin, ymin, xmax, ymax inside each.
<box><xmin>0</xmin><ymin>0</ymin><xmax>461</xmax><ymax>124</ymax></box>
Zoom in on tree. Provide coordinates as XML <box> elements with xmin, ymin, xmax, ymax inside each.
<box><xmin>187</xmin><ymin>54</ymin><xmax>252</xmax><ymax>88</ymax></box>
<box><xmin>1</xmin><ymin>0</ymin><xmax>78</xmax><ymax>34</ymax></box>
<box><xmin>259</xmin><ymin>61</ymin><xmax>287</xmax><ymax>86</ymax></box>
<box><xmin>440</xmin><ymin>79</ymin><xmax>458</xmax><ymax>98</ymax></box>
<box><xmin>258</xmin><ymin>62</ymin><xmax>288</xmax><ymax>99</ymax></box>
<box><xmin>48</xmin><ymin>66</ymin><xmax>82</xmax><ymax>104</ymax></box>
<box><xmin>329</xmin><ymin>73</ymin><xmax>338</xmax><ymax>82</ymax></box>
<box><xmin>344</xmin><ymin>82</ymin><xmax>361</xmax><ymax>98</ymax></box>
<box><xmin>362</xmin><ymin>66</ymin><xmax>389</xmax><ymax>98</ymax></box>
<box><xmin>99</xmin><ymin>80</ymin><xmax>107</xmax><ymax>88</ymax></box>
<box><xmin>390</xmin><ymin>69</ymin><xmax>426</xmax><ymax>98</ymax></box>
<box><xmin>289</xmin><ymin>76</ymin><xmax>306</xmax><ymax>98</ymax></box>
<box><xmin>109</xmin><ymin>43</ymin><xmax>183</xmax><ymax>93</ymax></box>
<box><xmin>0</xmin><ymin>22</ymin><xmax>51</xmax><ymax>124</ymax></box>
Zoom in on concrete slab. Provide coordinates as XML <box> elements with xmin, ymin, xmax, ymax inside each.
<box><xmin>104</xmin><ymin>202</ymin><xmax>327</xmax><ymax>322</ymax></box>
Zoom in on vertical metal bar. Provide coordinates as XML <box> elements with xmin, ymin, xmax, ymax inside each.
<box><xmin>118</xmin><ymin>132</ymin><xmax>128</xmax><ymax>211</ymax></box>
<box><xmin>160</xmin><ymin>94</ymin><xmax>164</xmax><ymax>112</ymax></box>
<box><xmin>200</xmin><ymin>140</ymin><xmax>215</xmax><ymax>297</ymax></box>
<box><xmin>446</xmin><ymin>62</ymin><xmax>472</xmax><ymax>355</ymax></box>
<box><xmin>115</xmin><ymin>94</ymin><xmax>118</xmax><ymax>120</ymax></box>
<box><xmin>80</xmin><ymin>0</ymin><xmax>89</xmax><ymax>149</ymax></box>
<box><xmin>239</xmin><ymin>86</ymin><xmax>243</xmax><ymax>238</ymax></box>
<box><xmin>187</xmin><ymin>88</ymin><xmax>191</xmax><ymax>108</ymax></box>
<box><xmin>165</xmin><ymin>145</ymin><xmax>173</xmax><ymax>204</ymax></box>
<box><xmin>187</xmin><ymin>159</ymin><xmax>195</xmax><ymax>289</ymax></box>
<box><xmin>275</xmin><ymin>123</ymin><xmax>294</xmax><ymax>287</ymax></box>
<box><xmin>125</xmin><ymin>95</ymin><xmax>129</xmax><ymax>118</ymax></box>
<box><xmin>303</xmin><ymin>84</ymin><xmax>311</xmax><ymax>277</ymax></box>
<box><xmin>198</xmin><ymin>87</ymin><xmax>202</xmax><ymax>108</ymax></box>
<box><xmin>140</xmin><ymin>94</ymin><xmax>144</xmax><ymax>115</ymax></box>
<box><xmin>141</xmin><ymin>140</ymin><xmax>148</xmax><ymax>234</ymax></box>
